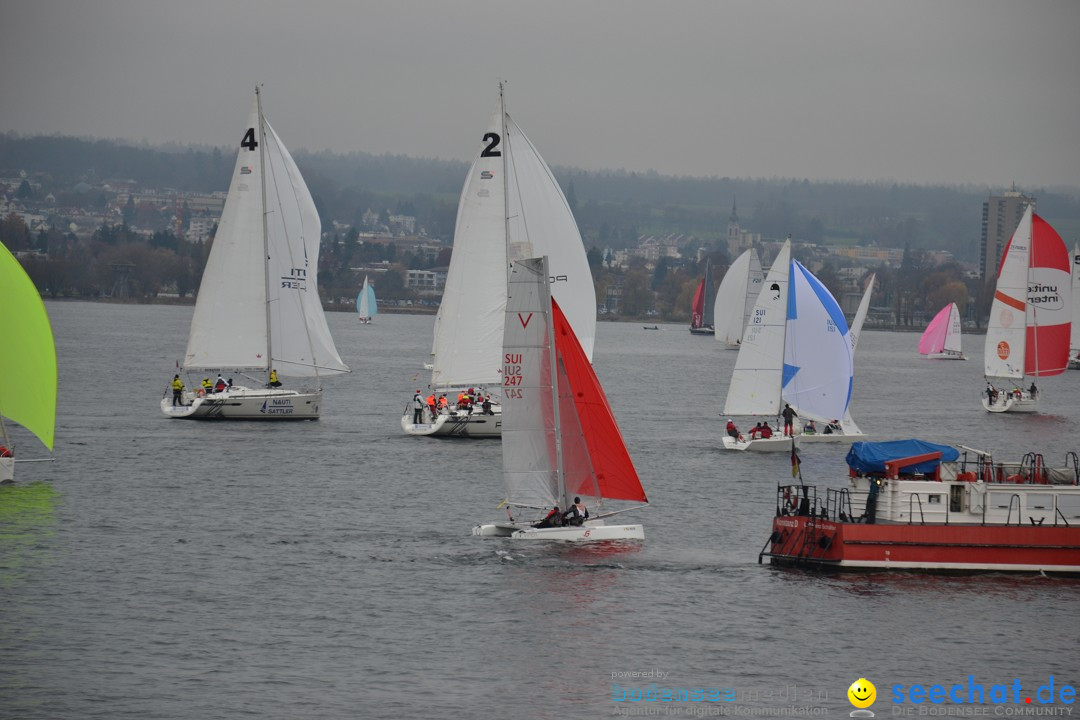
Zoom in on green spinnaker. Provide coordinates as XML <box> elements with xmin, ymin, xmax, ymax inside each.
<box><xmin>0</xmin><ymin>241</ymin><xmax>56</xmax><ymax>451</ymax></box>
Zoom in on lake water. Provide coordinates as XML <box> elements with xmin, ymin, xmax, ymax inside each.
<box><xmin>2</xmin><ymin>301</ymin><xmax>1079</xmax><ymax>719</ymax></box>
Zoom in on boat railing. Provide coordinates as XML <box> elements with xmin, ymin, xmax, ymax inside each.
<box><xmin>1004</xmin><ymin>494</ymin><xmax>1023</xmax><ymax>526</ymax></box>
<box><xmin>907</xmin><ymin>493</ymin><xmax>926</xmax><ymax>525</ymax></box>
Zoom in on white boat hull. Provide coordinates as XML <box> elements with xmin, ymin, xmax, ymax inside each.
<box><xmin>797</xmin><ymin>431</ymin><xmax>866</xmax><ymax>444</ymax></box>
<box><xmin>922</xmin><ymin>352</ymin><xmax>967</xmax><ymax>360</ymax></box>
<box><xmin>0</xmin><ymin>456</ymin><xmax>13</xmax><ymax>482</ymax></box>
<box><xmin>722</xmin><ymin>435</ymin><xmax>795</xmax><ymax>452</ymax></box>
<box><xmin>982</xmin><ymin>392</ymin><xmax>1038</xmax><ymax>413</ymax></box>
<box><xmin>401</xmin><ymin>408</ymin><xmax>502</xmax><ymax>437</ymax></box>
<box><xmin>472</xmin><ymin>519</ymin><xmax>644</xmax><ymax>541</ymax></box>
<box><xmin>160</xmin><ymin>386</ymin><xmax>321</xmax><ymax>420</ymax></box>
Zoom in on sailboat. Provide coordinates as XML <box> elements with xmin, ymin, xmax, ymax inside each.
<box><xmin>357</xmin><ymin>275</ymin><xmax>377</xmax><ymax>324</ymax></box>
<box><xmin>797</xmin><ymin>273</ymin><xmax>873</xmax><ymax>444</ymax></box>
<box><xmin>1070</xmin><ymin>243</ymin><xmax>1080</xmax><ymax>370</ymax></box>
<box><xmin>402</xmin><ymin>84</ymin><xmax>596</xmax><ymax>438</ymax></box>
<box><xmin>919</xmin><ymin>302</ymin><xmax>966</xmax><ymax>360</ymax></box>
<box><xmin>0</xmin><ymin>241</ymin><xmax>56</xmax><ymax>482</ymax></box>
<box><xmin>689</xmin><ymin>259</ymin><xmax>716</xmax><ymax>335</ymax></box>
<box><xmin>713</xmin><ymin>248</ymin><xmax>764</xmax><ymax>348</ymax></box>
<box><xmin>982</xmin><ymin>206</ymin><xmax>1071</xmax><ymax>413</ymax></box>
<box><xmin>161</xmin><ymin>88</ymin><xmax>349</xmax><ymax>420</ymax></box>
<box><xmin>721</xmin><ymin>240</ymin><xmax>859</xmax><ymax>451</ymax></box>
<box><xmin>472</xmin><ymin>257</ymin><xmax>648</xmax><ymax>541</ymax></box>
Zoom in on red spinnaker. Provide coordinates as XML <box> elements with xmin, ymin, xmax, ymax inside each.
<box><xmin>1026</xmin><ymin>213</ymin><xmax>1072</xmax><ymax>377</ymax></box>
<box><xmin>552</xmin><ymin>299</ymin><xmax>647</xmax><ymax>503</ymax></box>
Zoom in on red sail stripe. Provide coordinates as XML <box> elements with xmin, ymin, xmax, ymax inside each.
<box><xmin>993</xmin><ymin>290</ymin><xmax>1026</xmax><ymax>312</ymax></box>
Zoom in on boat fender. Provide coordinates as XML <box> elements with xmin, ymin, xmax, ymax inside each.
<box><xmin>195</xmin><ymin>389</ymin><xmax>206</xmax><ymax>398</ymax></box>
<box><xmin>956</xmin><ymin>471</ymin><xmax>977</xmax><ymax>482</ymax></box>
<box><xmin>818</xmin><ymin>536</ymin><xmax>832</xmax><ymax>549</ymax></box>
<box><xmin>1006</xmin><ymin>473</ymin><xmax>1024</xmax><ymax>484</ymax></box>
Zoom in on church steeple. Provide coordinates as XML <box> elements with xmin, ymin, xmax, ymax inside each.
<box><xmin>727</xmin><ymin>197</ymin><xmax>740</xmax><ymax>241</ymax></box>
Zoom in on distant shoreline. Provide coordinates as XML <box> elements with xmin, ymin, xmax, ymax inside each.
<box><xmin>45</xmin><ymin>296</ymin><xmax>987</xmax><ymax>333</ymax></box>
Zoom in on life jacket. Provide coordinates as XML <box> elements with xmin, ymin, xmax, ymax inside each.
<box><xmin>202</xmin><ymin>378</ymin><xmax>212</xmax><ymax>390</ymax></box>
<box><xmin>172</xmin><ymin>378</ymin><xmax>184</xmax><ymax>391</ymax></box>
<box><xmin>426</xmin><ymin>395</ymin><xmax>436</xmax><ymax>407</ymax></box>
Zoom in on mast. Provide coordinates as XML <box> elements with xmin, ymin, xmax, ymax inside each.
<box><xmin>257</xmin><ymin>85</ymin><xmax>273</xmax><ymax>382</ymax></box>
<box><xmin>543</xmin><ymin>256</ymin><xmax>568</xmax><ymax>510</ymax></box>
<box><xmin>499</xmin><ymin>82</ymin><xmax>511</xmax><ymax>283</ymax></box>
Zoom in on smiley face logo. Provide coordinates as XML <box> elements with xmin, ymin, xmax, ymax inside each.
<box><xmin>848</xmin><ymin>678</ymin><xmax>876</xmax><ymax>709</ymax></box>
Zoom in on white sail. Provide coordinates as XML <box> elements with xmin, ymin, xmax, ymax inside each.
<box><xmin>263</xmin><ymin>119</ymin><xmax>348</xmax><ymax>376</ymax></box>
<box><xmin>430</xmin><ymin>87</ymin><xmax>595</xmax><ymax>391</ymax></box>
<box><xmin>714</xmin><ymin>248</ymin><xmax>764</xmax><ymax>346</ymax></box>
<box><xmin>432</xmin><ymin>103</ymin><xmax>508</xmax><ymax>389</ymax></box>
<box><xmin>944</xmin><ymin>302</ymin><xmax>963</xmax><ymax>354</ymax></box>
<box><xmin>984</xmin><ymin>206</ymin><xmax>1031</xmax><ymax>381</ymax></box>
<box><xmin>184</xmin><ymin>91</ymin><xmax>347</xmax><ymax>378</ymax></box>
<box><xmin>501</xmin><ymin>257</ymin><xmax>558</xmax><ymax>508</ymax></box>
<box><xmin>185</xmin><ymin>97</ymin><xmax>268</xmax><ymax>371</ymax></box>
<box><xmin>504</xmin><ymin>114</ymin><xmax>596</xmax><ymax>359</ymax></box>
<box><xmin>848</xmin><ymin>273</ymin><xmax>874</xmax><ymax>353</ymax></box>
<box><xmin>723</xmin><ymin>241</ymin><xmax>791</xmax><ymax>416</ymax></box>
<box><xmin>840</xmin><ymin>274</ymin><xmax>874</xmax><ymax>434</ymax></box>
<box><xmin>782</xmin><ymin>260</ymin><xmax>853</xmax><ymax>423</ymax></box>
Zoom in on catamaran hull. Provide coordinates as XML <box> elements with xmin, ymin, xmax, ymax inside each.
<box><xmin>689</xmin><ymin>327</ymin><xmax>714</xmax><ymax>336</ymax></box>
<box><xmin>401</xmin><ymin>410</ymin><xmax>502</xmax><ymax>438</ymax></box>
<box><xmin>765</xmin><ymin>515</ymin><xmax>1080</xmax><ymax>574</ymax></box>
<box><xmin>160</xmin><ymin>388</ymin><xmax>321</xmax><ymax>420</ymax></box>
<box><xmin>922</xmin><ymin>352</ymin><xmax>967</xmax><ymax>360</ymax></box>
<box><xmin>472</xmin><ymin>520</ymin><xmax>644</xmax><ymax>541</ymax></box>
<box><xmin>981</xmin><ymin>395</ymin><xmax>1038</xmax><ymax>413</ymax></box>
<box><xmin>0</xmin><ymin>457</ymin><xmax>12</xmax><ymax>482</ymax></box>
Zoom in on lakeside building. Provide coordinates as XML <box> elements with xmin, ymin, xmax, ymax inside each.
<box><xmin>979</xmin><ymin>188</ymin><xmax>1035</xmax><ymax>282</ymax></box>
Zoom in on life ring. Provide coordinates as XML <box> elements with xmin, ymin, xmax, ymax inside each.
<box><xmin>195</xmin><ymin>388</ymin><xmax>206</xmax><ymax>398</ymax></box>
<box><xmin>783</xmin><ymin>487</ymin><xmax>799</xmax><ymax>514</ymax></box>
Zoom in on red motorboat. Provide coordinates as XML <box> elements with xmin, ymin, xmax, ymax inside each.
<box><xmin>761</xmin><ymin>440</ymin><xmax>1080</xmax><ymax>574</ymax></box>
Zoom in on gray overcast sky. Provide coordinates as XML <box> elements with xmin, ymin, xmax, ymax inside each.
<box><xmin>2</xmin><ymin>0</ymin><xmax>1078</xmax><ymax>188</ymax></box>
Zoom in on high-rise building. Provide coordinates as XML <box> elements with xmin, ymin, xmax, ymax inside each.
<box><xmin>980</xmin><ymin>189</ymin><xmax>1035</xmax><ymax>282</ymax></box>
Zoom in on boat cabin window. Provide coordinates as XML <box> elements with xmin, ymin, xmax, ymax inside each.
<box><xmin>1025</xmin><ymin>495</ymin><xmax>1049</xmax><ymax>511</ymax></box>
<box><xmin>1058</xmin><ymin>495</ymin><xmax>1080</xmax><ymax>520</ymax></box>
<box><xmin>989</xmin><ymin>492</ymin><xmax>1013</xmax><ymax>509</ymax></box>
<box><xmin>927</xmin><ymin>494</ymin><xmax>941</xmax><ymax>504</ymax></box>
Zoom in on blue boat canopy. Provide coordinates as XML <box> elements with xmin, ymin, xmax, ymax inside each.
<box><xmin>846</xmin><ymin>439</ymin><xmax>960</xmax><ymax>475</ymax></box>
